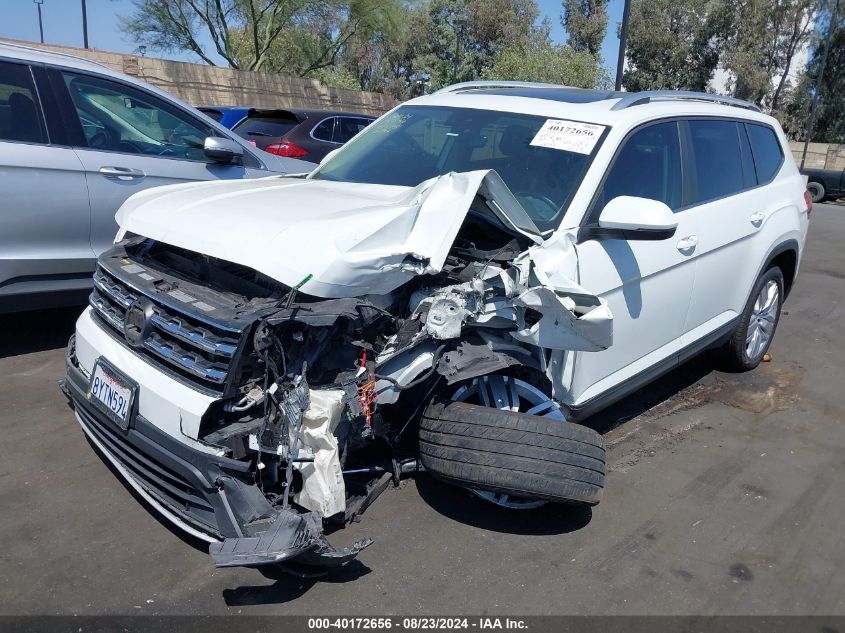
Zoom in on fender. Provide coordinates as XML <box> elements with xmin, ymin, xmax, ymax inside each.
<box><xmin>756</xmin><ymin>238</ymin><xmax>800</xmax><ymax>299</ymax></box>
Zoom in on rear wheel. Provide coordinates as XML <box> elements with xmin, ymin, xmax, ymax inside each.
<box><xmin>807</xmin><ymin>182</ymin><xmax>825</xmax><ymax>203</ymax></box>
<box><xmin>419</xmin><ymin>376</ymin><xmax>606</xmax><ymax>507</ymax></box>
<box><xmin>721</xmin><ymin>266</ymin><xmax>784</xmax><ymax>371</ymax></box>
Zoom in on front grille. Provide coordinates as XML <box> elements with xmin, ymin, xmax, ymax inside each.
<box><xmin>76</xmin><ymin>402</ymin><xmax>220</xmax><ymax>535</ymax></box>
<box><xmin>90</xmin><ymin>266</ymin><xmax>245</xmax><ymax>394</ymax></box>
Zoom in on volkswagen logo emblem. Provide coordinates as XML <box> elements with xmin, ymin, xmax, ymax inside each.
<box><xmin>123</xmin><ymin>297</ymin><xmax>155</xmax><ymax>348</ymax></box>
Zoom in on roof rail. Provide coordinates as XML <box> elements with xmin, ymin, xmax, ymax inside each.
<box><xmin>610</xmin><ymin>90</ymin><xmax>761</xmax><ymax>112</ymax></box>
<box><xmin>434</xmin><ymin>80</ymin><xmax>574</xmax><ymax>94</ymax></box>
<box><xmin>0</xmin><ymin>40</ymin><xmax>111</xmax><ymax>71</ymax></box>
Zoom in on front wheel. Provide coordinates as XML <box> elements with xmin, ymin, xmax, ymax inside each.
<box><xmin>721</xmin><ymin>266</ymin><xmax>784</xmax><ymax>371</ymax></box>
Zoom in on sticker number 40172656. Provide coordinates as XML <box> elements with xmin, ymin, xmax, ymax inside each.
<box><xmin>530</xmin><ymin>119</ymin><xmax>606</xmax><ymax>155</ymax></box>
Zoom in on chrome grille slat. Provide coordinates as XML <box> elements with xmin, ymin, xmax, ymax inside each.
<box><xmin>89</xmin><ymin>265</ymin><xmax>244</xmax><ymax>393</ymax></box>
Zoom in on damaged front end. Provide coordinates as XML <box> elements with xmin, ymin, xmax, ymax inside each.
<box><xmin>66</xmin><ymin>170</ymin><xmax>612</xmax><ymax>571</ymax></box>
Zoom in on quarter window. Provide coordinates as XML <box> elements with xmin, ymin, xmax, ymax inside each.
<box><xmin>0</xmin><ymin>61</ymin><xmax>46</xmax><ymax>144</ymax></box>
<box><xmin>594</xmin><ymin>121</ymin><xmax>682</xmax><ymax>212</ymax></box>
<box><xmin>746</xmin><ymin>123</ymin><xmax>784</xmax><ymax>184</ymax></box>
<box><xmin>687</xmin><ymin>119</ymin><xmax>745</xmax><ymax>204</ymax></box>
<box><xmin>312</xmin><ymin>117</ymin><xmax>336</xmax><ymax>142</ymax></box>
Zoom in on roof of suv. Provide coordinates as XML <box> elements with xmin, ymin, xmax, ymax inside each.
<box><xmin>0</xmin><ymin>41</ymin><xmax>114</xmax><ymax>75</ymax></box>
<box><xmin>412</xmin><ymin>81</ymin><xmax>776</xmax><ymax>130</ymax></box>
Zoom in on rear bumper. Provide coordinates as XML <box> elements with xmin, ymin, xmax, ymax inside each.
<box><xmin>63</xmin><ymin>342</ymin><xmax>276</xmax><ymax>542</ymax></box>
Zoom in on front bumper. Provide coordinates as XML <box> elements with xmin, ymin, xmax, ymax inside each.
<box><xmin>64</xmin><ymin>345</ymin><xmax>276</xmax><ymax>541</ymax></box>
<box><xmin>63</xmin><ymin>340</ymin><xmax>372</xmax><ymax>568</ymax></box>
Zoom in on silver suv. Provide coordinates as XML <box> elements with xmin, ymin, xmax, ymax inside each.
<box><xmin>0</xmin><ymin>42</ymin><xmax>314</xmax><ymax>313</ymax></box>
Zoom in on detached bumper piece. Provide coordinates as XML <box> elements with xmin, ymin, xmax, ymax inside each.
<box><xmin>63</xmin><ymin>344</ymin><xmax>370</xmax><ymax>571</ymax></box>
<box><xmin>210</xmin><ymin>510</ymin><xmax>372</xmax><ymax>568</ymax></box>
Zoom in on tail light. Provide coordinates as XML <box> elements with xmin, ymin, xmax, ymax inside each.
<box><xmin>264</xmin><ymin>141</ymin><xmax>308</xmax><ymax>158</ymax></box>
<box><xmin>804</xmin><ymin>190</ymin><xmax>812</xmax><ymax>218</ymax></box>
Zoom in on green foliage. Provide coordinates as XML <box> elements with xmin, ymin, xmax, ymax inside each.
<box><xmin>483</xmin><ymin>38</ymin><xmax>610</xmax><ymax>88</ymax></box>
<box><xmin>785</xmin><ymin>5</ymin><xmax>845</xmax><ymax>142</ymax></box>
<box><xmin>623</xmin><ymin>0</ymin><xmax>730</xmax><ymax>92</ymax></box>
<box><xmin>561</xmin><ymin>0</ymin><xmax>609</xmax><ymax>57</ymax></box>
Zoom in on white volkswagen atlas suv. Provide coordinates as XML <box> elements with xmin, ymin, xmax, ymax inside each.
<box><xmin>62</xmin><ymin>82</ymin><xmax>810</xmax><ymax>571</ymax></box>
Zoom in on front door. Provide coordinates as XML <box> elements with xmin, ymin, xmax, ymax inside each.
<box><xmin>56</xmin><ymin>69</ymin><xmax>266</xmax><ymax>255</ymax></box>
<box><xmin>570</xmin><ymin>120</ymin><xmax>696</xmax><ymax>405</ymax></box>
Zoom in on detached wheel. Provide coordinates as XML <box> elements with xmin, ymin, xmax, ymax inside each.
<box><xmin>721</xmin><ymin>266</ymin><xmax>784</xmax><ymax>371</ymax></box>
<box><xmin>807</xmin><ymin>182</ymin><xmax>825</xmax><ymax>203</ymax></box>
<box><xmin>419</xmin><ymin>376</ymin><xmax>605</xmax><ymax>507</ymax></box>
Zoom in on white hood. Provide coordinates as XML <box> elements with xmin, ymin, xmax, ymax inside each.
<box><xmin>116</xmin><ymin>171</ymin><xmax>542</xmax><ymax>298</ymax></box>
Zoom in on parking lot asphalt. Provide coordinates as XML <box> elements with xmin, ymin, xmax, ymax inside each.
<box><xmin>0</xmin><ymin>203</ymin><xmax>842</xmax><ymax>616</ymax></box>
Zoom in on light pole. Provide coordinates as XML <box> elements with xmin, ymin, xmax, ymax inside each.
<box><xmin>34</xmin><ymin>0</ymin><xmax>44</xmax><ymax>44</ymax></box>
<box><xmin>81</xmin><ymin>0</ymin><xmax>89</xmax><ymax>48</ymax></box>
<box><xmin>615</xmin><ymin>0</ymin><xmax>632</xmax><ymax>91</ymax></box>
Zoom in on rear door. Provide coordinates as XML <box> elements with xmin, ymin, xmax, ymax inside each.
<box><xmin>53</xmin><ymin>69</ymin><xmax>270</xmax><ymax>256</ymax></box>
<box><xmin>0</xmin><ymin>59</ymin><xmax>92</xmax><ymax>304</ymax></box>
<box><xmin>678</xmin><ymin>119</ymin><xmax>783</xmax><ymax>343</ymax></box>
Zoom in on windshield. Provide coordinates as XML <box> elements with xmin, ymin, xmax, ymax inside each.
<box><xmin>313</xmin><ymin>105</ymin><xmax>606</xmax><ymax>231</ymax></box>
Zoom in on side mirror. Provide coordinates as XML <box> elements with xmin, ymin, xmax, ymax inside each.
<box><xmin>203</xmin><ymin>136</ymin><xmax>244</xmax><ymax>164</ymax></box>
<box><xmin>320</xmin><ymin>147</ymin><xmax>341</xmax><ymax>165</ymax></box>
<box><xmin>586</xmin><ymin>196</ymin><xmax>678</xmax><ymax>241</ymax></box>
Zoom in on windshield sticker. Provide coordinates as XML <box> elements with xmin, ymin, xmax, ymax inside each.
<box><xmin>530</xmin><ymin>119</ymin><xmax>606</xmax><ymax>154</ymax></box>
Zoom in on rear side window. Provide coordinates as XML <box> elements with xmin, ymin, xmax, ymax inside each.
<box><xmin>0</xmin><ymin>61</ymin><xmax>46</xmax><ymax>144</ymax></box>
<box><xmin>312</xmin><ymin>117</ymin><xmax>336</xmax><ymax>142</ymax></box>
<box><xmin>687</xmin><ymin>119</ymin><xmax>745</xmax><ymax>204</ymax></box>
<box><xmin>233</xmin><ymin>114</ymin><xmax>299</xmax><ymax>140</ymax></box>
<box><xmin>594</xmin><ymin>121</ymin><xmax>682</xmax><ymax>211</ymax></box>
<box><xmin>335</xmin><ymin>117</ymin><xmax>371</xmax><ymax>143</ymax></box>
<box><xmin>746</xmin><ymin>123</ymin><xmax>784</xmax><ymax>184</ymax></box>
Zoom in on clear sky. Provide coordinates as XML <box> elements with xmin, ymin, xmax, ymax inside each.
<box><xmin>0</xmin><ymin>0</ymin><xmax>626</xmax><ymax>76</ymax></box>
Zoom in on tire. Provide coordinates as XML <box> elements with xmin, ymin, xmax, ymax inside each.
<box><xmin>807</xmin><ymin>182</ymin><xmax>825</xmax><ymax>203</ymax></box>
<box><xmin>721</xmin><ymin>266</ymin><xmax>784</xmax><ymax>371</ymax></box>
<box><xmin>419</xmin><ymin>400</ymin><xmax>606</xmax><ymax>506</ymax></box>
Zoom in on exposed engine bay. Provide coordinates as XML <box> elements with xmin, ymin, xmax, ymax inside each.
<box><xmin>78</xmin><ymin>171</ymin><xmax>613</xmax><ymax>570</ymax></box>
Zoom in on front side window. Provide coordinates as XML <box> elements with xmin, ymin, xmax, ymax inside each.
<box><xmin>315</xmin><ymin>105</ymin><xmax>606</xmax><ymax>230</ymax></box>
<box><xmin>593</xmin><ymin>121</ymin><xmax>681</xmax><ymax>212</ymax></box>
<box><xmin>687</xmin><ymin>119</ymin><xmax>745</xmax><ymax>204</ymax></box>
<box><xmin>62</xmin><ymin>72</ymin><xmax>215</xmax><ymax>162</ymax></box>
<box><xmin>746</xmin><ymin>123</ymin><xmax>784</xmax><ymax>184</ymax></box>
<box><xmin>0</xmin><ymin>61</ymin><xmax>46</xmax><ymax>144</ymax></box>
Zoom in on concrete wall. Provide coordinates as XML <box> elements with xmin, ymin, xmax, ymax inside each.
<box><xmin>789</xmin><ymin>141</ymin><xmax>845</xmax><ymax>171</ymax></box>
<box><xmin>1</xmin><ymin>38</ymin><xmax>397</xmax><ymax>116</ymax></box>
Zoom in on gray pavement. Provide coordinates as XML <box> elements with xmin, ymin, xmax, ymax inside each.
<box><xmin>0</xmin><ymin>203</ymin><xmax>842</xmax><ymax>615</ymax></box>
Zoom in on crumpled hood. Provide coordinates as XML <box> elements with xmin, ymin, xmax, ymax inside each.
<box><xmin>116</xmin><ymin>171</ymin><xmax>542</xmax><ymax>298</ymax></box>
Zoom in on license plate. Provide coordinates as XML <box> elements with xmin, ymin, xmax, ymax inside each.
<box><xmin>88</xmin><ymin>359</ymin><xmax>137</xmax><ymax>430</ymax></box>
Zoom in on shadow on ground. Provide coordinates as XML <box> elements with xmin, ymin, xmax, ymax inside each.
<box><xmin>0</xmin><ymin>306</ymin><xmax>82</xmax><ymax>359</ymax></box>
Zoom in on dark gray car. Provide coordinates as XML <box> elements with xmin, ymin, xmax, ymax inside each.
<box><xmin>0</xmin><ymin>43</ymin><xmax>315</xmax><ymax>313</ymax></box>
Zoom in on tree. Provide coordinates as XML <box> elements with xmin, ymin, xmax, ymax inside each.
<box><xmin>723</xmin><ymin>0</ymin><xmax>816</xmax><ymax>108</ymax></box>
<box><xmin>622</xmin><ymin>0</ymin><xmax>730</xmax><ymax>92</ymax></box>
<box><xmin>561</xmin><ymin>0</ymin><xmax>608</xmax><ymax>57</ymax></box>
<box><xmin>121</xmin><ymin>0</ymin><xmax>400</xmax><ymax>75</ymax></box>
<box><xmin>784</xmin><ymin>1</ymin><xmax>845</xmax><ymax>142</ymax></box>
<box><xmin>484</xmin><ymin>19</ymin><xmax>609</xmax><ymax>87</ymax></box>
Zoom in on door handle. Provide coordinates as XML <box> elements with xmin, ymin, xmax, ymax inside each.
<box><xmin>748</xmin><ymin>211</ymin><xmax>765</xmax><ymax>227</ymax></box>
<box><xmin>99</xmin><ymin>166</ymin><xmax>146</xmax><ymax>180</ymax></box>
<box><xmin>676</xmin><ymin>235</ymin><xmax>698</xmax><ymax>253</ymax></box>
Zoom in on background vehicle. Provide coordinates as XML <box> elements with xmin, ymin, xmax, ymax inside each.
<box><xmin>226</xmin><ymin>108</ymin><xmax>376</xmax><ymax>161</ymax></box>
<box><xmin>0</xmin><ymin>43</ymin><xmax>316</xmax><ymax>313</ymax></box>
<box><xmin>195</xmin><ymin>105</ymin><xmax>250</xmax><ymax>129</ymax></box>
<box><xmin>801</xmin><ymin>166</ymin><xmax>845</xmax><ymax>202</ymax></box>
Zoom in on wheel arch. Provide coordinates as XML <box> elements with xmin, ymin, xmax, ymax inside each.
<box><xmin>761</xmin><ymin>239</ymin><xmax>799</xmax><ymax>298</ymax></box>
